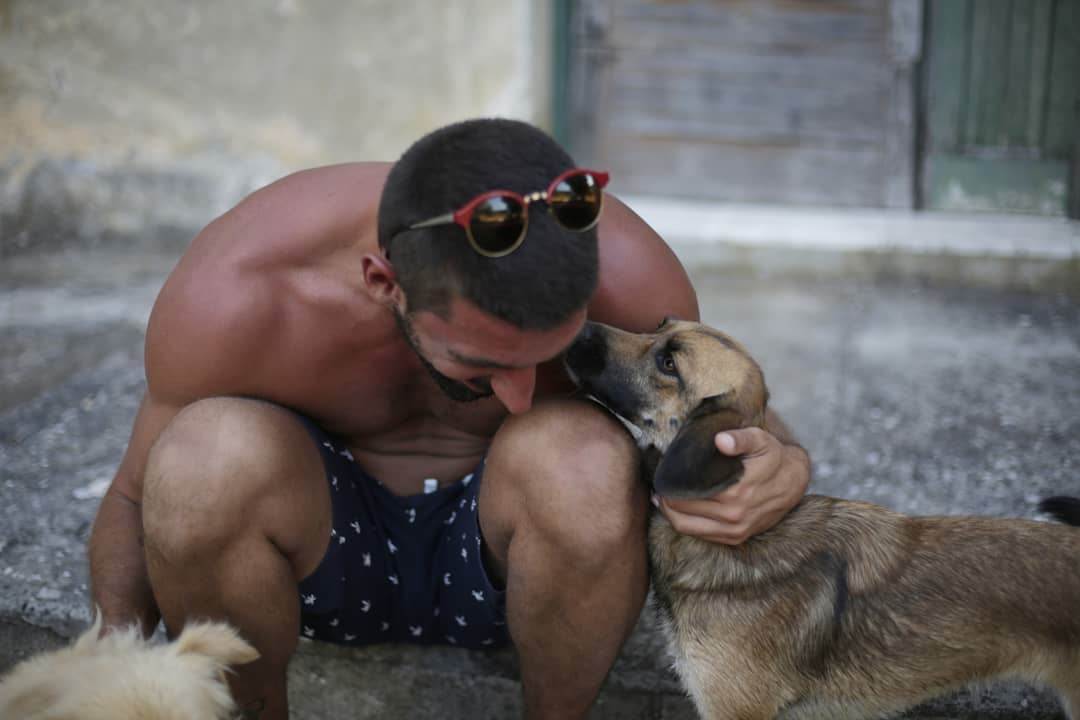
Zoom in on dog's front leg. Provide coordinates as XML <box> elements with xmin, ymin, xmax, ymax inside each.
<box><xmin>677</xmin><ymin>644</ymin><xmax>785</xmax><ymax>720</ymax></box>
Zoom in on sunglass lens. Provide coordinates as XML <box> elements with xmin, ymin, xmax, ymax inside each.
<box><xmin>549</xmin><ymin>172</ymin><xmax>602</xmax><ymax>230</ymax></box>
<box><xmin>470</xmin><ymin>195</ymin><xmax>525</xmax><ymax>255</ymax></box>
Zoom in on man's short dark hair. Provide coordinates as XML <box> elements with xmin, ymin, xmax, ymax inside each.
<box><xmin>377</xmin><ymin>118</ymin><xmax>599</xmax><ymax>331</ymax></box>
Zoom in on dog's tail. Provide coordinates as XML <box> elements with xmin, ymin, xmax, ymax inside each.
<box><xmin>1038</xmin><ymin>496</ymin><xmax>1080</xmax><ymax>526</ymax></box>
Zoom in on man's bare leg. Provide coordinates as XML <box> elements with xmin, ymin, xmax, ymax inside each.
<box><xmin>142</xmin><ymin>398</ymin><xmax>331</xmax><ymax>720</ymax></box>
<box><xmin>480</xmin><ymin>399</ymin><xmax>649</xmax><ymax>719</ymax></box>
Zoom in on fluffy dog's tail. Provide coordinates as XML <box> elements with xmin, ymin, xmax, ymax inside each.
<box><xmin>1038</xmin><ymin>496</ymin><xmax>1080</xmax><ymax>526</ymax></box>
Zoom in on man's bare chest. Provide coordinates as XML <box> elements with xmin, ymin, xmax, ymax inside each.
<box><xmin>300</xmin><ymin>372</ymin><xmax>507</xmax><ymax>442</ymax></box>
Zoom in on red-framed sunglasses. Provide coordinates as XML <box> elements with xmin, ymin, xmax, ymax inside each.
<box><xmin>408</xmin><ymin>168</ymin><xmax>610</xmax><ymax>258</ymax></box>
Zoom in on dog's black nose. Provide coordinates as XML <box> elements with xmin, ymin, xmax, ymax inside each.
<box><xmin>564</xmin><ymin>322</ymin><xmax>607</xmax><ymax>378</ymax></box>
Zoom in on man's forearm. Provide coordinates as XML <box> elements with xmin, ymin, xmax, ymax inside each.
<box><xmin>88</xmin><ymin>486</ymin><xmax>160</xmax><ymax>635</ymax></box>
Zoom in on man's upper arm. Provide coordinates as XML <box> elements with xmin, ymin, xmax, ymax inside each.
<box><xmin>144</xmin><ymin>236</ymin><xmax>274</xmax><ymax>401</ymax></box>
<box><xmin>114</xmin><ymin>261</ymin><xmax>267</xmax><ymax>501</ymax></box>
<box><xmin>588</xmin><ymin>194</ymin><xmax>699</xmax><ymax>330</ymax></box>
<box><xmin>109</xmin><ymin>393</ymin><xmax>183</xmax><ymax>501</ymax></box>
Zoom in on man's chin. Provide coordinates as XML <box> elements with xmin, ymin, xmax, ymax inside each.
<box><xmin>437</xmin><ymin>382</ymin><xmax>493</xmax><ymax>404</ymax></box>
<box><xmin>395</xmin><ymin>308</ymin><xmax>492</xmax><ymax>403</ymax></box>
<box><xmin>424</xmin><ymin>363</ymin><xmax>492</xmax><ymax>403</ymax></box>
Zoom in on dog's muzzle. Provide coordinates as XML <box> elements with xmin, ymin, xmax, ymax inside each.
<box><xmin>564</xmin><ymin>322</ymin><xmax>607</xmax><ymax>382</ymax></box>
<box><xmin>564</xmin><ymin>323</ymin><xmax>649</xmax><ymax>447</ymax></box>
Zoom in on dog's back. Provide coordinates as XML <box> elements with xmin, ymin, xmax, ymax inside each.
<box><xmin>650</xmin><ymin>495</ymin><xmax>1080</xmax><ymax>720</ymax></box>
<box><xmin>815</xmin><ymin>502</ymin><xmax>1080</xmax><ymax>719</ymax></box>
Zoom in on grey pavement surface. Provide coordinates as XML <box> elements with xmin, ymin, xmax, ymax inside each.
<box><xmin>1</xmin><ymin>243</ymin><xmax>1078</xmax><ymax>719</ymax></box>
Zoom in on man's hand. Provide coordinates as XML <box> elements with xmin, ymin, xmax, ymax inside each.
<box><xmin>654</xmin><ymin>428</ymin><xmax>809</xmax><ymax>544</ymax></box>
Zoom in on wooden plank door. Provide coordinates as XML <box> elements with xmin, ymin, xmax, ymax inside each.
<box><xmin>563</xmin><ymin>0</ymin><xmax>922</xmax><ymax>209</ymax></box>
<box><xmin>921</xmin><ymin>0</ymin><xmax>1080</xmax><ymax>217</ymax></box>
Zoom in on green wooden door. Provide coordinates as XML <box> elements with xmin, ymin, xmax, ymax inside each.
<box><xmin>922</xmin><ymin>0</ymin><xmax>1080</xmax><ymax>217</ymax></box>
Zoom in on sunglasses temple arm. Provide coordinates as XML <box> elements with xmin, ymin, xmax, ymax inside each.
<box><xmin>409</xmin><ymin>213</ymin><xmax>456</xmax><ymax>230</ymax></box>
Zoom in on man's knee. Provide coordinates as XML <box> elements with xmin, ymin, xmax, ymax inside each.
<box><xmin>143</xmin><ymin>397</ymin><xmax>325</xmax><ymax>566</ymax></box>
<box><xmin>483</xmin><ymin>399</ymin><xmax>647</xmax><ymax>554</ymax></box>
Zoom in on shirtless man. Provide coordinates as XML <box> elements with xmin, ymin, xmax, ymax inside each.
<box><xmin>88</xmin><ymin>119</ymin><xmax>810</xmax><ymax>719</ymax></box>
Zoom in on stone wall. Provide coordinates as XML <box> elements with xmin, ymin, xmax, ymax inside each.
<box><xmin>0</xmin><ymin>1</ymin><xmax>552</xmax><ymax>255</ymax></box>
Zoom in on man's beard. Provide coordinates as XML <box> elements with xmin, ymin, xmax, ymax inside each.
<box><xmin>394</xmin><ymin>309</ymin><xmax>494</xmax><ymax>404</ymax></box>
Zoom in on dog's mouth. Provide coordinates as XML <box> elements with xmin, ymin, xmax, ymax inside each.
<box><xmin>564</xmin><ymin>329</ymin><xmax>651</xmax><ymax>449</ymax></box>
<box><xmin>582</xmin><ymin>393</ymin><xmax>647</xmax><ymax>447</ymax></box>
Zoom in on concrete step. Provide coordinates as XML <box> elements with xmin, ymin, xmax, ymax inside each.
<box><xmin>627</xmin><ymin>196</ymin><xmax>1080</xmax><ymax>297</ymax></box>
<box><xmin>1</xmin><ymin>245</ymin><xmax>1077</xmax><ymax>718</ymax></box>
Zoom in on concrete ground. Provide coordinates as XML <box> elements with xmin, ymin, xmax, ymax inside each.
<box><xmin>1</xmin><ymin>234</ymin><xmax>1078</xmax><ymax>718</ymax></box>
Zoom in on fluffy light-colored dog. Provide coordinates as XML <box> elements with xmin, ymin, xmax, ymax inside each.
<box><xmin>0</xmin><ymin>615</ymin><xmax>258</xmax><ymax>720</ymax></box>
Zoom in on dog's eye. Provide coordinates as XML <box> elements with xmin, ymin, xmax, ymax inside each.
<box><xmin>657</xmin><ymin>350</ymin><xmax>678</xmax><ymax>377</ymax></box>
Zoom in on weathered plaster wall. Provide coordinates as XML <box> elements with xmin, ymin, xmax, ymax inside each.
<box><xmin>0</xmin><ymin>1</ymin><xmax>552</xmax><ymax>254</ymax></box>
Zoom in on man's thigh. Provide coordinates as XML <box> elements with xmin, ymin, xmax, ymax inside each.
<box><xmin>476</xmin><ymin>397</ymin><xmax>642</xmax><ymax>583</ymax></box>
<box><xmin>143</xmin><ymin>396</ymin><xmax>332</xmax><ymax>581</ymax></box>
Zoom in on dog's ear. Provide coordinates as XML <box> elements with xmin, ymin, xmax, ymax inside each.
<box><xmin>176</xmin><ymin>622</ymin><xmax>260</xmax><ymax>667</ymax></box>
<box><xmin>71</xmin><ymin>610</ymin><xmax>107</xmax><ymax>654</ymax></box>
<box><xmin>653</xmin><ymin>395</ymin><xmax>745</xmax><ymax>500</ymax></box>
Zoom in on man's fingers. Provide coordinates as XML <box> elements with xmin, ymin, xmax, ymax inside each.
<box><xmin>657</xmin><ymin>499</ymin><xmax>752</xmax><ymax>544</ymax></box>
<box><xmin>654</xmin><ymin>428</ymin><xmax>808</xmax><ymax>545</ymax></box>
<box><xmin>714</xmin><ymin>431</ymin><xmax>738</xmax><ymax>455</ymax></box>
<box><xmin>662</xmin><ymin>495</ymin><xmax>752</xmax><ymax>525</ymax></box>
<box><xmin>714</xmin><ymin>427</ymin><xmax>775</xmax><ymax>457</ymax></box>
<box><xmin>658</xmin><ymin>497</ymin><xmax>791</xmax><ymax>546</ymax></box>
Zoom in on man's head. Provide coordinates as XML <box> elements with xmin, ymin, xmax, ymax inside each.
<box><xmin>377</xmin><ymin>118</ymin><xmax>599</xmax><ymax>330</ymax></box>
<box><xmin>370</xmin><ymin>119</ymin><xmax>601</xmax><ymax>413</ymax></box>
<box><xmin>393</xmin><ymin>295</ymin><xmax>586</xmax><ymax>414</ymax></box>
<box><xmin>393</xmin><ymin>307</ymin><xmax>492</xmax><ymax>403</ymax></box>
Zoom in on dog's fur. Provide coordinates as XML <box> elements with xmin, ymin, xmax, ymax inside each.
<box><xmin>0</xmin><ymin>614</ymin><xmax>258</xmax><ymax>720</ymax></box>
<box><xmin>565</xmin><ymin>318</ymin><xmax>1080</xmax><ymax>720</ymax></box>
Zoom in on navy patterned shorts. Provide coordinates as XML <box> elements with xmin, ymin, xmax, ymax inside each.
<box><xmin>294</xmin><ymin>416</ymin><xmax>509</xmax><ymax>650</ymax></box>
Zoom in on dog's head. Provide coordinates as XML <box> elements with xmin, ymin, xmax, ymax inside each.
<box><xmin>0</xmin><ymin>614</ymin><xmax>259</xmax><ymax>720</ymax></box>
<box><xmin>564</xmin><ymin>318</ymin><xmax>768</xmax><ymax>499</ymax></box>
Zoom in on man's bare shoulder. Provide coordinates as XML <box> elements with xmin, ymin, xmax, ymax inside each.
<box><xmin>142</xmin><ymin>162</ymin><xmax>392</xmax><ymax>406</ymax></box>
<box><xmin>220</xmin><ymin>162</ymin><xmax>392</xmax><ymax>256</ymax></box>
<box><xmin>239</xmin><ymin>162</ymin><xmax>392</xmax><ymax>211</ymax></box>
<box><xmin>143</xmin><ymin>255</ymin><xmax>275</xmax><ymax>406</ymax></box>
<box><xmin>590</xmin><ymin>194</ymin><xmax>700</xmax><ymax>330</ymax></box>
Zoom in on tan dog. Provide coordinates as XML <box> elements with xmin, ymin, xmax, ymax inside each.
<box><xmin>564</xmin><ymin>318</ymin><xmax>1080</xmax><ymax>720</ymax></box>
<box><xmin>0</xmin><ymin>614</ymin><xmax>258</xmax><ymax>720</ymax></box>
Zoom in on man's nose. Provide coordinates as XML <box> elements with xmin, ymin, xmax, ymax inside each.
<box><xmin>491</xmin><ymin>366</ymin><xmax>536</xmax><ymax>415</ymax></box>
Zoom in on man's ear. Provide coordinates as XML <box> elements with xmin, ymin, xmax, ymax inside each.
<box><xmin>361</xmin><ymin>253</ymin><xmax>404</xmax><ymax>309</ymax></box>
<box><xmin>652</xmin><ymin>396</ymin><xmax>745</xmax><ymax>500</ymax></box>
